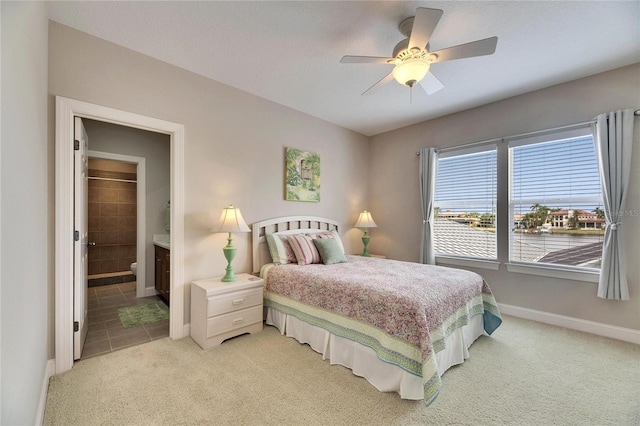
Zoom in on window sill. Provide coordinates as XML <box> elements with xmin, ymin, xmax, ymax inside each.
<box><xmin>435</xmin><ymin>256</ymin><xmax>500</xmax><ymax>271</ymax></box>
<box><xmin>505</xmin><ymin>262</ymin><xmax>599</xmax><ymax>283</ymax></box>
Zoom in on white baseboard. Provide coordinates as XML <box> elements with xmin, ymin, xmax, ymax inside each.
<box><xmin>183</xmin><ymin>323</ymin><xmax>190</xmax><ymax>338</ymax></box>
<box><xmin>36</xmin><ymin>359</ymin><xmax>56</xmax><ymax>425</ymax></box>
<box><xmin>498</xmin><ymin>303</ymin><xmax>640</xmax><ymax>344</ymax></box>
<box><xmin>144</xmin><ymin>286</ymin><xmax>158</xmax><ymax>297</ymax></box>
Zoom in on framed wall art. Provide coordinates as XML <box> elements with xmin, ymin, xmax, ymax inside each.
<box><xmin>285</xmin><ymin>147</ymin><xmax>320</xmax><ymax>202</ymax></box>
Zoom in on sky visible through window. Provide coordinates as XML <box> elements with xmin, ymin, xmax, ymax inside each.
<box><xmin>434</xmin><ymin>136</ymin><xmax>602</xmax><ymax>215</ymax></box>
<box><xmin>511</xmin><ymin>136</ymin><xmax>602</xmax><ymax>214</ymax></box>
<box><xmin>435</xmin><ymin>149</ymin><xmax>496</xmax><ymax>214</ymax></box>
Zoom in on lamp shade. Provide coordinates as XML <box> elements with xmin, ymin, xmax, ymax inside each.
<box><xmin>213</xmin><ymin>205</ymin><xmax>250</xmax><ymax>233</ymax></box>
<box><xmin>392</xmin><ymin>58</ymin><xmax>430</xmax><ymax>87</ymax></box>
<box><xmin>355</xmin><ymin>211</ymin><xmax>377</xmax><ymax>228</ymax></box>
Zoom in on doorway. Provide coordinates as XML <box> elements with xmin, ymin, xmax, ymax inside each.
<box><xmin>87</xmin><ymin>157</ymin><xmax>139</xmax><ymax>289</ymax></box>
<box><xmin>55</xmin><ymin>96</ymin><xmax>185</xmax><ymax>374</ymax></box>
<box><xmin>77</xmin><ymin>124</ymin><xmax>170</xmax><ymax>359</ymax></box>
<box><xmin>85</xmin><ymin>122</ymin><xmax>171</xmax><ymax>300</ymax></box>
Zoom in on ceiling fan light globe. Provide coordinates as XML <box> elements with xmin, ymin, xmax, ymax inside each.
<box><xmin>392</xmin><ymin>58</ymin><xmax>430</xmax><ymax>86</ymax></box>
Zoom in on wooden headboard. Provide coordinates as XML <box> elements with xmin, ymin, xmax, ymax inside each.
<box><xmin>251</xmin><ymin>216</ymin><xmax>340</xmax><ymax>274</ymax></box>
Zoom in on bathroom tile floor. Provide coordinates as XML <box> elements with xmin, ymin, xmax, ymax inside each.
<box><xmin>81</xmin><ymin>281</ymin><xmax>169</xmax><ymax>360</ymax></box>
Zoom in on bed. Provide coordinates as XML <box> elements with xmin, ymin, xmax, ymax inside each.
<box><xmin>251</xmin><ymin>216</ymin><xmax>502</xmax><ymax>405</ymax></box>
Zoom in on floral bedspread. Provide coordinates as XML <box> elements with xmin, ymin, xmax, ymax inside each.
<box><xmin>261</xmin><ymin>255</ymin><xmax>502</xmax><ymax>405</ymax></box>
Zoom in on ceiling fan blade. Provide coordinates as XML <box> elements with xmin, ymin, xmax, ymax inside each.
<box><xmin>362</xmin><ymin>72</ymin><xmax>395</xmax><ymax>96</ymax></box>
<box><xmin>418</xmin><ymin>71</ymin><xmax>445</xmax><ymax>95</ymax></box>
<box><xmin>340</xmin><ymin>55</ymin><xmax>395</xmax><ymax>64</ymax></box>
<box><xmin>408</xmin><ymin>7</ymin><xmax>443</xmax><ymax>50</ymax></box>
<box><xmin>428</xmin><ymin>36</ymin><xmax>498</xmax><ymax>63</ymax></box>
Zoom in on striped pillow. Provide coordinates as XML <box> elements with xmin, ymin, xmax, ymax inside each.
<box><xmin>265</xmin><ymin>234</ymin><xmax>297</xmax><ymax>264</ymax></box>
<box><xmin>287</xmin><ymin>234</ymin><xmax>322</xmax><ymax>265</ymax></box>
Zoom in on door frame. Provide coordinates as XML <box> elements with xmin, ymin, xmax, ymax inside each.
<box><xmin>55</xmin><ymin>96</ymin><xmax>185</xmax><ymax>374</ymax></box>
<box><xmin>87</xmin><ymin>150</ymin><xmax>150</xmax><ymax>298</ymax></box>
<box><xmin>74</xmin><ymin>118</ymin><xmax>89</xmax><ymax>360</ymax></box>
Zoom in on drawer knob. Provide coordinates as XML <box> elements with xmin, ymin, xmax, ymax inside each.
<box><xmin>232</xmin><ymin>318</ymin><xmax>244</xmax><ymax>325</ymax></box>
<box><xmin>232</xmin><ymin>298</ymin><xmax>244</xmax><ymax>305</ymax></box>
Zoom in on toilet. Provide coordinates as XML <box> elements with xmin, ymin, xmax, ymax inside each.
<box><xmin>130</xmin><ymin>262</ymin><xmax>137</xmax><ymax>277</ymax></box>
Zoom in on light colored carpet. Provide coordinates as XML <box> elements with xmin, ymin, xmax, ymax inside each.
<box><xmin>44</xmin><ymin>315</ymin><xmax>639</xmax><ymax>425</ymax></box>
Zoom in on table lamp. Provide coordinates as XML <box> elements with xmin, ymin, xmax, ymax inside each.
<box><xmin>354</xmin><ymin>210</ymin><xmax>377</xmax><ymax>257</ymax></box>
<box><xmin>213</xmin><ymin>204</ymin><xmax>250</xmax><ymax>282</ymax></box>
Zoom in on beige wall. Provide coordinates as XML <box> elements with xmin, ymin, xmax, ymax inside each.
<box><xmin>84</xmin><ymin>119</ymin><xmax>171</xmax><ymax>291</ymax></box>
<box><xmin>370</xmin><ymin>64</ymin><xmax>640</xmax><ymax>331</ymax></box>
<box><xmin>48</xmin><ymin>22</ymin><xmax>370</xmax><ymax>354</ymax></box>
<box><xmin>1</xmin><ymin>2</ymin><xmax>49</xmax><ymax>424</ymax></box>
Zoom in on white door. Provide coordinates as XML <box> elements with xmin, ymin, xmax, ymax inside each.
<box><xmin>73</xmin><ymin>117</ymin><xmax>89</xmax><ymax>360</ymax></box>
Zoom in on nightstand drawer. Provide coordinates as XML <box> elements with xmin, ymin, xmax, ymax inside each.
<box><xmin>207</xmin><ymin>305</ymin><xmax>262</xmax><ymax>337</ymax></box>
<box><xmin>207</xmin><ymin>287</ymin><xmax>262</xmax><ymax>317</ymax></box>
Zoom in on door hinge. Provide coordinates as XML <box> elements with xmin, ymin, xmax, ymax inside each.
<box><xmin>74</xmin><ymin>140</ymin><xmax>80</xmax><ymax>150</ymax></box>
<box><xmin>73</xmin><ymin>321</ymin><xmax>79</xmax><ymax>332</ymax></box>
<box><xmin>74</xmin><ymin>230</ymin><xmax>79</xmax><ymax>241</ymax></box>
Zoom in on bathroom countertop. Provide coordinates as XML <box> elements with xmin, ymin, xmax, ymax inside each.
<box><xmin>154</xmin><ymin>241</ymin><xmax>170</xmax><ymax>250</ymax></box>
<box><xmin>153</xmin><ymin>234</ymin><xmax>170</xmax><ymax>250</ymax></box>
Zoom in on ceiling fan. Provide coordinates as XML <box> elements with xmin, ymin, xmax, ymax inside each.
<box><xmin>340</xmin><ymin>7</ymin><xmax>498</xmax><ymax>96</ymax></box>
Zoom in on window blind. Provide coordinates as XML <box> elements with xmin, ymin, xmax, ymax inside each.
<box><xmin>509</xmin><ymin>127</ymin><xmax>603</xmax><ymax>269</ymax></box>
<box><xmin>434</xmin><ymin>145</ymin><xmax>497</xmax><ymax>260</ymax></box>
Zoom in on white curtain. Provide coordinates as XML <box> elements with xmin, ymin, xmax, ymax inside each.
<box><xmin>419</xmin><ymin>148</ymin><xmax>438</xmax><ymax>264</ymax></box>
<box><xmin>592</xmin><ymin>109</ymin><xmax>634</xmax><ymax>300</ymax></box>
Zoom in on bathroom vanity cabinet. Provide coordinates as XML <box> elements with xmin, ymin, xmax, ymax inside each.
<box><xmin>154</xmin><ymin>245</ymin><xmax>170</xmax><ymax>305</ymax></box>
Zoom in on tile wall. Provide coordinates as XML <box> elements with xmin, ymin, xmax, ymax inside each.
<box><xmin>88</xmin><ymin>166</ymin><xmax>137</xmax><ymax>285</ymax></box>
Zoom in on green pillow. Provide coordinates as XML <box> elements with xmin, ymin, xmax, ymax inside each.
<box><xmin>313</xmin><ymin>238</ymin><xmax>348</xmax><ymax>265</ymax></box>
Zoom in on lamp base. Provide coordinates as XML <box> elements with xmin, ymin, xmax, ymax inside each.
<box><xmin>221</xmin><ymin>268</ymin><xmax>237</xmax><ymax>282</ymax></box>
<box><xmin>361</xmin><ymin>231</ymin><xmax>370</xmax><ymax>257</ymax></box>
<box><xmin>221</xmin><ymin>235</ymin><xmax>237</xmax><ymax>282</ymax></box>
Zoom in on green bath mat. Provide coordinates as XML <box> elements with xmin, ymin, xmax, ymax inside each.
<box><xmin>118</xmin><ymin>302</ymin><xmax>169</xmax><ymax>328</ymax></box>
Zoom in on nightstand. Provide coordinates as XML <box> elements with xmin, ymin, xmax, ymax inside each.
<box><xmin>190</xmin><ymin>273</ymin><xmax>263</xmax><ymax>349</ymax></box>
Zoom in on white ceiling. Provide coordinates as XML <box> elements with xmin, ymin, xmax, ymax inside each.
<box><xmin>46</xmin><ymin>1</ymin><xmax>640</xmax><ymax>137</ymax></box>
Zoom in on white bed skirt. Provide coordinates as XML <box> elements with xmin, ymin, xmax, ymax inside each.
<box><xmin>265</xmin><ymin>307</ymin><xmax>485</xmax><ymax>400</ymax></box>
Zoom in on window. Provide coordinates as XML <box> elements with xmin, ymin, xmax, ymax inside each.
<box><xmin>508</xmin><ymin>126</ymin><xmax>603</xmax><ymax>270</ymax></box>
<box><xmin>434</xmin><ymin>145</ymin><xmax>497</xmax><ymax>260</ymax></box>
